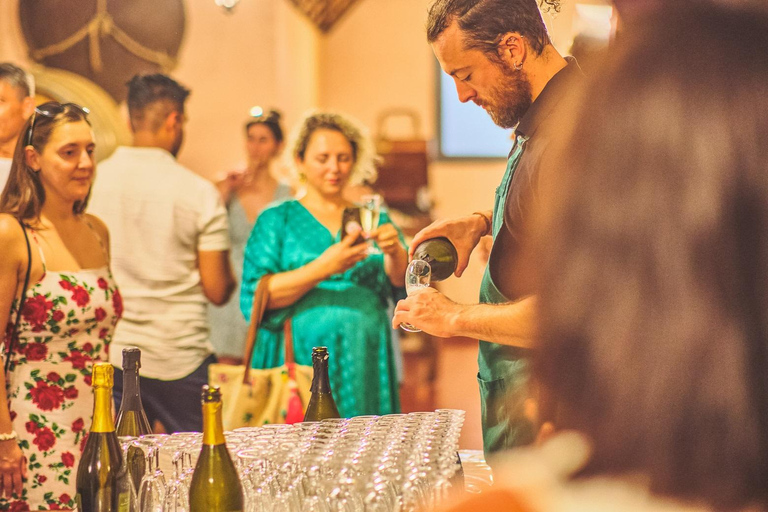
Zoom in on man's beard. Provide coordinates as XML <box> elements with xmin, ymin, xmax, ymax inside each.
<box><xmin>483</xmin><ymin>63</ymin><xmax>533</xmax><ymax>129</ymax></box>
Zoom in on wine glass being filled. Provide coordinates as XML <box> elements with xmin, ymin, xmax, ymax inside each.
<box><xmin>240</xmin><ymin>111</ymin><xmax>409</xmax><ymax>418</ymax></box>
<box><xmin>401</xmin><ymin>260</ymin><xmax>432</xmax><ymax>333</ymax></box>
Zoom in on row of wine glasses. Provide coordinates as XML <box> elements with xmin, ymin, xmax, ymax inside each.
<box><xmin>118</xmin><ymin>409</ymin><xmax>464</xmax><ymax>511</ymax></box>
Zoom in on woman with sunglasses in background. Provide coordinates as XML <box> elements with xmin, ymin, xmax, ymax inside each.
<box><xmin>0</xmin><ymin>103</ymin><xmax>122</xmax><ymax>508</ymax></box>
<box><xmin>209</xmin><ymin>109</ymin><xmax>293</xmax><ymax>364</ymax></box>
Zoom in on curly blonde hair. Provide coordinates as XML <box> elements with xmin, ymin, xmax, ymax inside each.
<box><xmin>285</xmin><ymin>110</ymin><xmax>379</xmax><ymax>186</ymax></box>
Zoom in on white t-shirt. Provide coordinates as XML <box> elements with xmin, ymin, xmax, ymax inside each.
<box><xmin>89</xmin><ymin>146</ymin><xmax>230</xmax><ymax>380</ymax></box>
<box><xmin>0</xmin><ymin>158</ymin><xmax>11</xmax><ymax>191</ymax></box>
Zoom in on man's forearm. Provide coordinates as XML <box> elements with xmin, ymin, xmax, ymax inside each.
<box><xmin>448</xmin><ymin>296</ymin><xmax>536</xmax><ymax>348</ymax></box>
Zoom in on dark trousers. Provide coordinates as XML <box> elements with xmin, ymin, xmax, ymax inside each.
<box><xmin>113</xmin><ymin>354</ymin><xmax>217</xmax><ymax>433</ymax></box>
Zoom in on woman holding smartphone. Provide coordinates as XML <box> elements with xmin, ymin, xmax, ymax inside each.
<box><xmin>240</xmin><ymin>111</ymin><xmax>408</xmax><ymax>417</ymax></box>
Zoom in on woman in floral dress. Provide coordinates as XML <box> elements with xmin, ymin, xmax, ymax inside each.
<box><xmin>0</xmin><ymin>102</ymin><xmax>121</xmax><ymax>509</ymax></box>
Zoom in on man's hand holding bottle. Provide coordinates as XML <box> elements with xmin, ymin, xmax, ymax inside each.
<box><xmin>408</xmin><ymin>211</ymin><xmax>491</xmax><ymax>278</ymax></box>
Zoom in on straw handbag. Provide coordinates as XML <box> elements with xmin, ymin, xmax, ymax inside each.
<box><xmin>208</xmin><ymin>274</ymin><xmax>313</xmax><ymax>429</ymax></box>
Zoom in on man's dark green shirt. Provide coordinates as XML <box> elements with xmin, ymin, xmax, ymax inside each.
<box><xmin>478</xmin><ymin>57</ymin><xmax>584</xmax><ymax>459</ymax></box>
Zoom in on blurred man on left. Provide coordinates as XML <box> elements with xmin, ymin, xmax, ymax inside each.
<box><xmin>0</xmin><ymin>63</ymin><xmax>34</xmax><ymax>188</ymax></box>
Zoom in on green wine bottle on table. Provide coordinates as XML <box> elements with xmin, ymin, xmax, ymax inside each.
<box><xmin>116</xmin><ymin>347</ymin><xmax>151</xmax><ymax>494</ymax></box>
<box><xmin>189</xmin><ymin>385</ymin><xmax>244</xmax><ymax>512</ymax></box>
<box><xmin>76</xmin><ymin>362</ymin><xmax>128</xmax><ymax>511</ymax></box>
<box><xmin>303</xmin><ymin>346</ymin><xmax>341</xmax><ymax>421</ymax></box>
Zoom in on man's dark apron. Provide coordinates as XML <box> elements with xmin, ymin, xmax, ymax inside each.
<box><xmin>477</xmin><ymin>133</ymin><xmax>535</xmax><ymax>460</ymax></box>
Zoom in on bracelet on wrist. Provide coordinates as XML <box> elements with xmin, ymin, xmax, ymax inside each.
<box><xmin>472</xmin><ymin>211</ymin><xmax>492</xmax><ymax>236</ymax></box>
<box><xmin>0</xmin><ymin>431</ymin><xmax>18</xmax><ymax>442</ymax></box>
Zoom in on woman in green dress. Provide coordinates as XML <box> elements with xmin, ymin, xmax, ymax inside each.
<box><xmin>240</xmin><ymin>112</ymin><xmax>408</xmax><ymax>417</ymax></box>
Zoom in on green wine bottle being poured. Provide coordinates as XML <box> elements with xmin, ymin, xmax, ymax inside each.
<box><xmin>303</xmin><ymin>346</ymin><xmax>341</xmax><ymax>421</ymax></box>
<box><xmin>116</xmin><ymin>347</ymin><xmax>151</xmax><ymax>494</ymax></box>
<box><xmin>411</xmin><ymin>237</ymin><xmax>458</xmax><ymax>281</ymax></box>
<box><xmin>76</xmin><ymin>362</ymin><xmax>128</xmax><ymax>511</ymax></box>
<box><xmin>189</xmin><ymin>385</ymin><xmax>244</xmax><ymax>512</ymax></box>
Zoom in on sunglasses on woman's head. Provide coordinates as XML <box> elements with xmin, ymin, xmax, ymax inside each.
<box><xmin>26</xmin><ymin>102</ymin><xmax>91</xmax><ymax>147</ymax></box>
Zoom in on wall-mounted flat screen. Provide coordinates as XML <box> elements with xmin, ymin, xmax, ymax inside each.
<box><xmin>437</xmin><ymin>69</ymin><xmax>515</xmax><ymax>159</ymax></box>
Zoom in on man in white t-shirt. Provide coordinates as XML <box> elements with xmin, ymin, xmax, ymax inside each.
<box><xmin>0</xmin><ymin>63</ymin><xmax>34</xmax><ymax>189</ymax></box>
<box><xmin>89</xmin><ymin>74</ymin><xmax>236</xmax><ymax>432</ymax></box>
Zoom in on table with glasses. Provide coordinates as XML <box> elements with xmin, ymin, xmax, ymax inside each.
<box><xmin>119</xmin><ymin>409</ymin><xmax>475</xmax><ymax>511</ymax></box>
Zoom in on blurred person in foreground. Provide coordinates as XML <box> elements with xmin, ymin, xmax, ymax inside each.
<box><xmin>0</xmin><ymin>63</ymin><xmax>34</xmax><ymax>188</ymax></box>
<box><xmin>0</xmin><ymin>103</ymin><xmax>120</xmax><ymax>508</ymax></box>
<box><xmin>392</xmin><ymin>0</ymin><xmax>581</xmax><ymax>459</ymax></box>
<box><xmin>443</xmin><ymin>3</ymin><xmax>768</xmax><ymax>511</ymax></box>
<box><xmin>241</xmin><ymin>111</ymin><xmax>408</xmax><ymax>417</ymax></box>
<box><xmin>90</xmin><ymin>74</ymin><xmax>235</xmax><ymax>432</ymax></box>
<box><xmin>209</xmin><ymin>109</ymin><xmax>292</xmax><ymax>365</ymax></box>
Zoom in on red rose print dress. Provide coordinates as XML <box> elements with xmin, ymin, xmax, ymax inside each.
<box><xmin>1</xmin><ymin>231</ymin><xmax>122</xmax><ymax>510</ymax></box>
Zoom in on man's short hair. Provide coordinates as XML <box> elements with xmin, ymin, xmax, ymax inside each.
<box><xmin>0</xmin><ymin>63</ymin><xmax>33</xmax><ymax>99</ymax></box>
<box><xmin>126</xmin><ymin>74</ymin><xmax>190</xmax><ymax>131</ymax></box>
<box><xmin>426</xmin><ymin>0</ymin><xmax>554</xmax><ymax>56</ymax></box>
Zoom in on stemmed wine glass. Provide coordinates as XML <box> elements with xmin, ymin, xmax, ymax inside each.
<box><xmin>137</xmin><ymin>434</ymin><xmax>167</xmax><ymax>512</ymax></box>
<box><xmin>360</xmin><ymin>194</ymin><xmax>383</xmax><ymax>254</ymax></box>
<box><xmin>162</xmin><ymin>434</ymin><xmax>197</xmax><ymax>512</ymax></box>
<box><xmin>117</xmin><ymin>436</ymin><xmax>140</xmax><ymax>511</ymax></box>
<box><xmin>400</xmin><ymin>259</ymin><xmax>431</xmax><ymax>333</ymax></box>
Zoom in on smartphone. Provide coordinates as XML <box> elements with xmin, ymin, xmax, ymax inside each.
<box><xmin>342</xmin><ymin>207</ymin><xmax>366</xmax><ymax>245</ymax></box>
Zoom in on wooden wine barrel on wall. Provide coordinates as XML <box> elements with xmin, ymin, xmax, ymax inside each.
<box><xmin>31</xmin><ymin>66</ymin><xmax>132</xmax><ymax>162</ymax></box>
<box><xmin>19</xmin><ymin>0</ymin><xmax>185</xmax><ymax>103</ymax></box>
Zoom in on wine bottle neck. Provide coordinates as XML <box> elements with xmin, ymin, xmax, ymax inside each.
<box><xmin>202</xmin><ymin>401</ymin><xmax>226</xmax><ymax>446</ymax></box>
<box><xmin>310</xmin><ymin>362</ymin><xmax>332</xmax><ymax>394</ymax></box>
<box><xmin>91</xmin><ymin>386</ymin><xmax>116</xmax><ymax>433</ymax></box>
<box><xmin>119</xmin><ymin>368</ymin><xmax>144</xmax><ymax>411</ymax></box>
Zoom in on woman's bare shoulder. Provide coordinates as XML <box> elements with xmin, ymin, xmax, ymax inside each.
<box><xmin>83</xmin><ymin>213</ymin><xmax>110</xmax><ymax>244</ymax></box>
<box><xmin>0</xmin><ymin>214</ymin><xmax>26</xmax><ymax>266</ymax></box>
<box><xmin>0</xmin><ymin>214</ymin><xmax>25</xmax><ymax>244</ymax></box>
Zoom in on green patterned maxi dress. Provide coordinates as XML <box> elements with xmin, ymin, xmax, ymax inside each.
<box><xmin>240</xmin><ymin>199</ymin><xmax>403</xmax><ymax>417</ymax></box>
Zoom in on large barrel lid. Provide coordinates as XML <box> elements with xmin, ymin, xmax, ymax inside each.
<box><xmin>19</xmin><ymin>0</ymin><xmax>186</xmax><ymax>102</ymax></box>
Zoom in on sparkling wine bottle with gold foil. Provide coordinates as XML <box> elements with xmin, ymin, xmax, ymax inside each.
<box><xmin>189</xmin><ymin>385</ymin><xmax>244</xmax><ymax>511</ymax></box>
<box><xmin>116</xmin><ymin>347</ymin><xmax>151</xmax><ymax>494</ymax></box>
<box><xmin>76</xmin><ymin>362</ymin><xmax>128</xmax><ymax>511</ymax></box>
<box><xmin>303</xmin><ymin>347</ymin><xmax>341</xmax><ymax>421</ymax></box>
